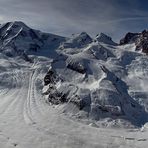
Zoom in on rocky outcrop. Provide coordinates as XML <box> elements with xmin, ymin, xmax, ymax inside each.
<box><xmin>66</xmin><ymin>60</ymin><xmax>86</xmax><ymax>74</ymax></box>
<box><xmin>43</xmin><ymin>68</ymin><xmax>85</xmax><ymax>109</ymax></box>
<box><xmin>120</xmin><ymin>30</ymin><xmax>148</xmax><ymax>54</ymax></box>
<box><xmin>120</xmin><ymin>32</ymin><xmax>140</xmax><ymax>45</ymax></box>
<box><xmin>44</xmin><ymin>69</ymin><xmax>56</xmax><ymax>85</ymax></box>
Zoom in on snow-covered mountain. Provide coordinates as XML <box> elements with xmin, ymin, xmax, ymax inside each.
<box><xmin>0</xmin><ymin>21</ymin><xmax>148</xmax><ymax>147</ymax></box>
<box><xmin>0</xmin><ymin>21</ymin><xmax>147</xmax><ymax>127</ymax></box>
<box><xmin>0</xmin><ymin>21</ymin><xmax>65</xmax><ymax>60</ymax></box>
<box><xmin>0</xmin><ymin>21</ymin><xmax>148</xmax><ymax>128</ymax></box>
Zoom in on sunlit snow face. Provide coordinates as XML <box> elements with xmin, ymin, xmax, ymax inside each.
<box><xmin>0</xmin><ymin>0</ymin><xmax>148</xmax><ymax>41</ymax></box>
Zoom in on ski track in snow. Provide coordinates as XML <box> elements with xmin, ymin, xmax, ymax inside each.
<box><xmin>0</xmin><ymin>56</ymin><xmax>147</xmax><ymax>148</ymax></box>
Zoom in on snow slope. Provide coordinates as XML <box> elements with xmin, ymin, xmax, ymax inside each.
<box><xmin>0</xmin><ymin>21</ymin><xmax>148</xmax><ymax>148</ymax></box>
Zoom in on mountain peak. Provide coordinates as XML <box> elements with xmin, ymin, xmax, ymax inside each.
<box><xmin>1</xmin><ymin>21</ymin><xmax>30</xmax><ymax>30</ymax></box>
<box><xmin>0</xmin><ymin>21</ymin><xmax>65</xmax><ymax>58</ymax></box>
<box><xmin>79</xmin><ymin>31</ymin><xmax>90</xmax><ymax>37</ymax></box>
<box><xmin>72</xmin><ymin>32</ymin><xmax>92</xmax><ymax>41</ymax></box>
<box><xmin>95</xmin><ymin>33</ymin><xmax>117</xmax><ymax>45</ymax></box>
<box><xmin>60</xmin><ymin>32</ymin><xmax>92</xmax><ymax>49</ymax></box>
<box><xmin>12</xmin><ymin>21</ymin><xmax>30</xmax><ymax>28</ymax></box>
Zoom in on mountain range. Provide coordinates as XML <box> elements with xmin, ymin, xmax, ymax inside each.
<box><xmin>0</xmin><ymin>21</ymin><xmax>148</xmax><ymax>128</ymax></box>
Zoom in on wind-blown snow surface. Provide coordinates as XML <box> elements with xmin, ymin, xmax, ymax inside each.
<box><xmin>0</xmin><ymin>22</ymin><xmax>148</xmax><ymax>148</ymax></box>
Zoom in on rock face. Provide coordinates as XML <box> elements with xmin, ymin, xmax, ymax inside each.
<box><xmin>44</xmin><ymin>69</ymin><xmax>56</xmax><ymax>86</ymax></box>
<box><xmin>120</xmin><ymin>30</ymin><xmax>148</xmax><ymax>54</ymax></box>
<box><xmin>120</xmin><ymin>32</ymin><xmax>140</xmax><ymax>45</ymax></box>
<box><xmin>43</xmin><ymin>68</ymin><xmax>84</xmax><ymax>109</ymax></box>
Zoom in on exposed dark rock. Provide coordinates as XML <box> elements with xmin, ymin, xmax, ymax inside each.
<box><xmin>120</xmin><ymin>30</ymin><xmax>148</xmax><ymax>54</ymax></box>
<box><xmin>44</xmin><ymin>69</ymin><xmax>86</xmax><ymax>109</ymax></box>
<box><xmin>48</xmin><ymin>91</ymin><xmax>69</xmax><ymax>105</ymax></box>
<box><xmin>66</xmin><ymin>62</ymin><xmax>86</xmax><ymax>74</ymax></box>
<box><xmin>70</xmin><ymin>95</ymin><xmax>85</xmax><ymax>110</ymax></box>
<box><xmin>66</xmin><ymin>59</ymin><xmax>86</xmax><ymax>74</ymax></box>
<box><xmin>120</xmin><ymin>32</ymin><xmax>140</xmax><ymax>45</ymax></box>
<box><xmin>44</xmin><ymin>69</ymin><xmax>56</xmax><ymax>85</ymax></box>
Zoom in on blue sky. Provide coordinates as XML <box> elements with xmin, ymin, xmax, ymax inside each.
<box><xmin>0</xmin><ymin>0</ymin><xmax>148</xmax><ymax>41</ymax></box>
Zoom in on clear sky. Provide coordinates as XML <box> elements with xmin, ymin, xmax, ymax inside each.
<box><xmin>0</xmin><ymin>0</ymin><xmax>148</xmax><ymax>41</ymax></box>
